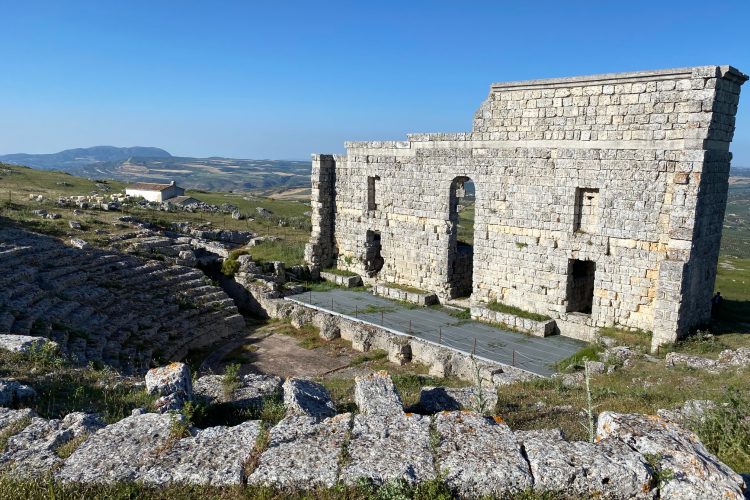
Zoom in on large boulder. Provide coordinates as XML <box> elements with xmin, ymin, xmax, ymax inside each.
<box><xmin>435</xmin><ymin>412</ymin><xmax>533</xmax><ymax>497</ymax></box>
<box><xmin>57</xmin><ymin>412</ymin><xmax>176</xmax><ymax>483</ymax></box>
<box><xmin>596</xmin><ymin>412</ymin><xmax>746</xmax><ymax>499</ymax></box>
<box><xmin>282</xmin><ymin>378</ymin><xmax>336</xmax><ymax>420</ymax></box>
<box><xmin>248</xmin><ymin>414</ymin><xmax>350</xmax><ymax>488</ymax></box>
<box><xmin>139</xmin><ymin>420</ymin><xmax>261</xmax><ymax>485</ymax></box>
<box><xmin>521</xmin><ymin>432</ymin><xmax>653</xmax><ymax>498</ymax></box>
<box><xmin>145</xmin><ymin>362</ymin><xmax>192</xmax><ymax>413</ymax></box>
<box><xmin>419</xmin><ymin>386</ymin><xmax>498</xmax><ymax>414</ymax></box>
<box><xmin>193</xmin><ymin>373</ymin><xmax>282</xmax><ymax>408</ymax></box>
<box><xmin>353</xmin><ymin>371</ymin><xmax>403</xmax><ymax>417</ymax></box>
<box><xmin>340</xmin><ymin>413</ymin><xmax>434</xmax><ymax>486</ymax></box>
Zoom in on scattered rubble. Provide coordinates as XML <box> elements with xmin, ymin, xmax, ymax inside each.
<box><xmin>193</xmin><ymin>373</ymin><xmax>282</xmax><ymax>408</ymax></box>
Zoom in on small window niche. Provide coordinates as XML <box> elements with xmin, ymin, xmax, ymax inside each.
<box><xmin>367</xmin><ymin>176</ymin><xmax>380</xmax><ymax>211</ymax></box>
<box><xmin>566</xmin><ymin>259</ymin><xmax>596</xmax><ymax>314</ymax></box>
<box><xmin>573</xmin><ymin>187</ymin><xmax>599</xmax><ymax>233</ymax></box>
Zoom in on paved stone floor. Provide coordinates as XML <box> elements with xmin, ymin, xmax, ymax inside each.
<box><xmin>288</xmin><ymin>289</ymin><xmax>587</xmax><ymax>376</ymax></box>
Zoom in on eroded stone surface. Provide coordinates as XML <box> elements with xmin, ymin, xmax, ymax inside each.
<box><xmin>140</xmin><ymin>420</ymin><xmax>261</xmax><ymax>485</ymax></box>
<box><xmin>341</xmin><ymin>413</ymin><xmax>434</xmax><ymax>486</ymax></box>
<box><xmin>282</xmin><ymin>378</ymin><xmax>336</xmax><ymax>419</ymax></box>
<box><xmin>435</xmin><ymin>412</ymin><xmax>533</xmax><ymax>497</ymax></box>
<box><xmin>0</xmin><ymin>412</ymin><xmax>104</xmax><ymax>477</ymax></box>
<box><xmin>57</xmin><ymin>412</ymin><xmax>175</xmax><ymax>483</ymax></box>
<box><xmin>523</xmin><ymin>433</ymin><xmax>654</xmax><ymax>498</ymax></box>
<box><xmin>419</xmin><ymin>386</ymin><xmax>498</xmax><ymax>413</ymax></box>
<box><xmin>657</xmin><ymin>399</ymin><xmax>717</xmax><ymax>425</ymax></box>
<box><xmin>596</xmin><ymin>411</ymin><xmax>746</xmax><ymax>499</ymax></box>
<box><xmin>353</xmin><ymin>371</ymin><xmax>403</xmax><ymax>417</ymax></box>
<box><xmin>665</xmin><ymin>352</ymin><xmax>720</xmax><ymax>372</ymax></box>
<box><xmin>0</xmin><ymin>407</ymin><xmax>35</xmax><ymax>431</ymax></box>
<box><xmin>248</xmin><ymin>414</ymin><xmax>350</xmax><ymax>488</ymax></box>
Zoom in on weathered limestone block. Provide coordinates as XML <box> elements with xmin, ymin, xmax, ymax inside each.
<box><xmin>312</xmin><ymin>313</ymin><xmax>340</xmax><ymax>340</ymax></box>
<box><xmin>718</xmin><ymin>347</ymin><xmax>750</xmax><ymax>367</ymax></box>
<box><xmin>58</xmin><ymin>412</ymin><xmax>175</xmax><ymax>483</ymax></box>
<box><xmin>353</xmin><ymin>371</ymin><xmax>403</xmax><ymax>417</ymax></box>
<box><xmin>341</xmin><ymin>413</ymin><xmax>434</xmax><ymax>486</ymax></box>
<box><xmin>657</xmin><ymin>400</ymin><xmax>716</xmax><ymax>425</ymax></box>
<box><xmin>0</xmin><ymin>379</ymin><xmax>37</xmax><ymax>406</ymax></box>
<box><xmin>193</xmin><ymin>373</ymin><xmax>282</xmax><ymax>408</ymax></box>
<box><xmin>0</xmin><ymin>412</ymin><xmax>105</xmax><ymax>477</ymax></box>
<box><xmin>248</xmin><ymin>414</ymin><xmax>350</xmax><ymax>488</ymax></box>
<box><xmin>319</xmin><ymin>271</ymin><xmax>362</xmax><ymax>288</ymax></box>
<box><xmin>419</xmin><ymin>386</ymin><xmax>498</xmax><ymax>413</ymax></box>
<box><xmin>596</xmin><ymin>412</ymin><xmax>746</xmax><ymax>499</ymax></box>
<box><xmin>385</xmin><ymin>336</ymin><xmax>411</xmax><ymax>365</ymax></box>
<box><xmin>139</xmin><ymin>420</ymin><xmax>261</xmax><ymax>485</ymax></box>
<box><xmin>372</xmin><ymin>284</ymin><xmax>437</xmax><ymax>306</ymax></box>
<box><xmin>665</xmin><ymin>352</ymin><xmax>720</xmax><ymax>372</ymax></box>
<box><xmin>522</xmin><ymin>434</ymin><xmax>654</xmax><ymax>498</ymax></box>
<box><xmin>145</xmin><ymin>362</ymin><xmax>193</xmax><ymax>413</ymax></box>
<box><xmin>282</xmin><ymin>378</ymin><xmax>336</xmax><ymax>420</ymax></box>
<box><xmin>0</xmin><ymin>335</ymin><xmax>56</xmax><ymax>354</ymax></box>
<box><xmin>470</xmin><ymin>305</ymin><xmax>556</xmax><ymax>337</ymax></box>
<box><xmin>289</xmin><ymin>306</ymin><xmax>315</xmax><ymax>329</ymax></box>
<box><xmin>435</xmin><ymin>412</ymin><xmax>533</xmax><ymax>497</ymax></box>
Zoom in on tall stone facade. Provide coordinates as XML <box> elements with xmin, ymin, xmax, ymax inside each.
<box><xmin>306</xmin><ymin>66</ymin><xmax>747</xmax><ymax>349</ymax></box>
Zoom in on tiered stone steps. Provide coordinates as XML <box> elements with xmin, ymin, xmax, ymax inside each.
<box><xmin>0</xmin><ymin>227</ymin><xmax>245</xmax><ymax>373</ymax></box>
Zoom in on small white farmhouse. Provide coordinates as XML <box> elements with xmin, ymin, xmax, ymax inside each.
<box><xmin>125</xmin><ymin>181</ymin><xmax>185</xmax><ymax>203</ymax></box>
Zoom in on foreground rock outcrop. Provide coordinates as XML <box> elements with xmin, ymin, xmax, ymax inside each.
<box><xmin>0</xmin><ymin>372</ymin><xmax>745</xmax><ymax>498</ymax></box>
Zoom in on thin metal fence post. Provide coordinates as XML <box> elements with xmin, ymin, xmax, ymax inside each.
<box><xmin>439</xmin><ymin>327</ymin><xmax>442</xmax><ymax>344</ymax></box>
<box><xmin>409</xmin><ymin>320</ymin><xmax>412</xmax><ymax>334</ymax></box>
<box><xmin>513</xmin><ymin>350</ymin><xmax>516</xmax><ymax>366</ymax></box>
<box><xmin>472</xmin><ymin>338</ymin><xmax>477</xmax><ymax>355</ymax></box>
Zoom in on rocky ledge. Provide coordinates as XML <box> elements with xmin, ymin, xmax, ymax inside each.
<box><xmin>0</xmin><ymin>369</ymin><xmax>745</xmax><ymax>498</ymax></box>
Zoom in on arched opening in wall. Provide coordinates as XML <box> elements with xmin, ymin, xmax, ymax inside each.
<box><xmin>365</xmin><ymin>230</ymin><xmax>384</xmax><ymax>277</ymax></box>
<box><xmin>448</xmin><ymin>177</ymin><xmax>475</xmax><ymax>299</ymax></box>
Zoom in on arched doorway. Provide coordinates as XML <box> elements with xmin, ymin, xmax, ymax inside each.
<box><xmin>448</xmin><ymin>176</ymin><xmax>475</xmax><ymax>299</ymax></box>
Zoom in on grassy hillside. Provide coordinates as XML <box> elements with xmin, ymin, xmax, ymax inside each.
<box><xmin>0</xmin><ymin>163</ymin><xmax>311</xmax><ymax>265</ymax></box>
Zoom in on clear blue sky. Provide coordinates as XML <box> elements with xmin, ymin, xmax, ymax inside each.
<box><xmin>1</xmin><ymin>1</ymin><xmax>749</xmax><ymax>164</ymax></box>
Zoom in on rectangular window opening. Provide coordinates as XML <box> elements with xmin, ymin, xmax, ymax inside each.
<box><xmin>573</xmin><ymin>188</ymin><xmax>599</xmax><ymax>233</ymax></box>
<box><xmin>367</xmin><ymin>176</ymin><xmax>380</xmax><ymax>211</ymax></box>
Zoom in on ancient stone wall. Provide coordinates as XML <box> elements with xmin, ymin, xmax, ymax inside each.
<box><xmin>307</xmin><ymin>66</ymin><xmax>747</xmax><ymax>349</ymax></box>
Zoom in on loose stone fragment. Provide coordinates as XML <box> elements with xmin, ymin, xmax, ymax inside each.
<box><xmin>664</xmin><ymin>352</ymin><xmax>720</xmax><ymax>372</ymax></box>
<box><xmin>282</xmin><ymin>378</ymin><xmax>336</xmax><ymax>420</ymax></box>
<box><xmin>435</xmin><ymin>412</ymin><xmax>533</xmax><ymax>497</ymax></box>
<box><xmin>248</xmin><ymin>414</ymin><xmax>350</xmax><ymax>488</ymax></box>
<box><xmin>596</xmin><ymin>412</ymin><xmax>746</xmax><ymax>499</ymax></box>
<box><xmin>419</xmin><ymin>386</ymin><xmax>498</xmax><ymax>413</ymax></box>
<box><xmin>353</xmin><ymin>371</ymin><xmax>403</xmax><ymax>416</ymax></box>
<box><xmin>0</xmin><ymin>379</ymin><xmax>37</xmax><ymax>406</ymax></box>
<box><xmin>522</xmin><ymin>432</ymin><xmax>653</xmax><ymax>498</ymax></box>
<box><xmin>145</xmin><ymin>362</ymin><xmax>192</xmax><ymax>413</ymax></box>
<box><xmin>341</xmin><ymin>413</ymin><xmax>434</xmax><ymax>486</ymax></box>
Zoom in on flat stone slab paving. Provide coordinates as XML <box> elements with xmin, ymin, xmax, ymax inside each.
<box><xmin>288</xmin><ymin>289</ymin><xmax>586</xmax><ymax>376</ymax></box>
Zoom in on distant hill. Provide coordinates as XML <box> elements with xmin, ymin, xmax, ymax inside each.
<box><xmin>731</xmin><ymin>166</ymin><xmax>750</xmax><ymax>177</ymax></box>
<box><xmin>0</xmin><ymin>146</ymin><xmax>311</xmax><ymax>193</ymax></box>
<box><xmin>0</xmin><ymin>146</ymin><xmax>172</xmax><ymax>169</ymax></box>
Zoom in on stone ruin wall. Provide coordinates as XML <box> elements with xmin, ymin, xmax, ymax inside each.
<box><xmin>306</xmin><ymin>66</ymin><xmax>747</xmax><ymax>349</ymax></box>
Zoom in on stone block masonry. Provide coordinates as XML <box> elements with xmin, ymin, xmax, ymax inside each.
<box><xmin>306</xmin><ymin>66</ymin><xmax>748</xmax><ymax>350</ymax></box>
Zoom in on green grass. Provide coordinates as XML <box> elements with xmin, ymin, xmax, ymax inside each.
<box><xmin>321</xmin><ymin>267</ymin><xmax>358</xmax><ymax>277</ymax></box>
<box><xmin>0</xmin><ymin>346</ymin><xmax>155</xmax><ymax>423</ymax></box>
<box><xmin>555</xmin><ymin>344</ymin><xmax>603</xmax><ymax>372</ymax></box>
<box><xmin>381</xmin><ymin>282</ymin><xmax>430</xmax><ymax>295</ymax></box>
<box><xmin>598</xmin><ymin>327</ymin><xmax>652</xmax><ymax>351</ymax></box>
<box><xmin>250</xmin><ymin>240</ymin><xmax>305</xmax><ymax>267</ymax></box>
<box><xmin>485</xmin><ymin>301</ymin><xmax>551</xmax><ymax>322</ymax></box>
